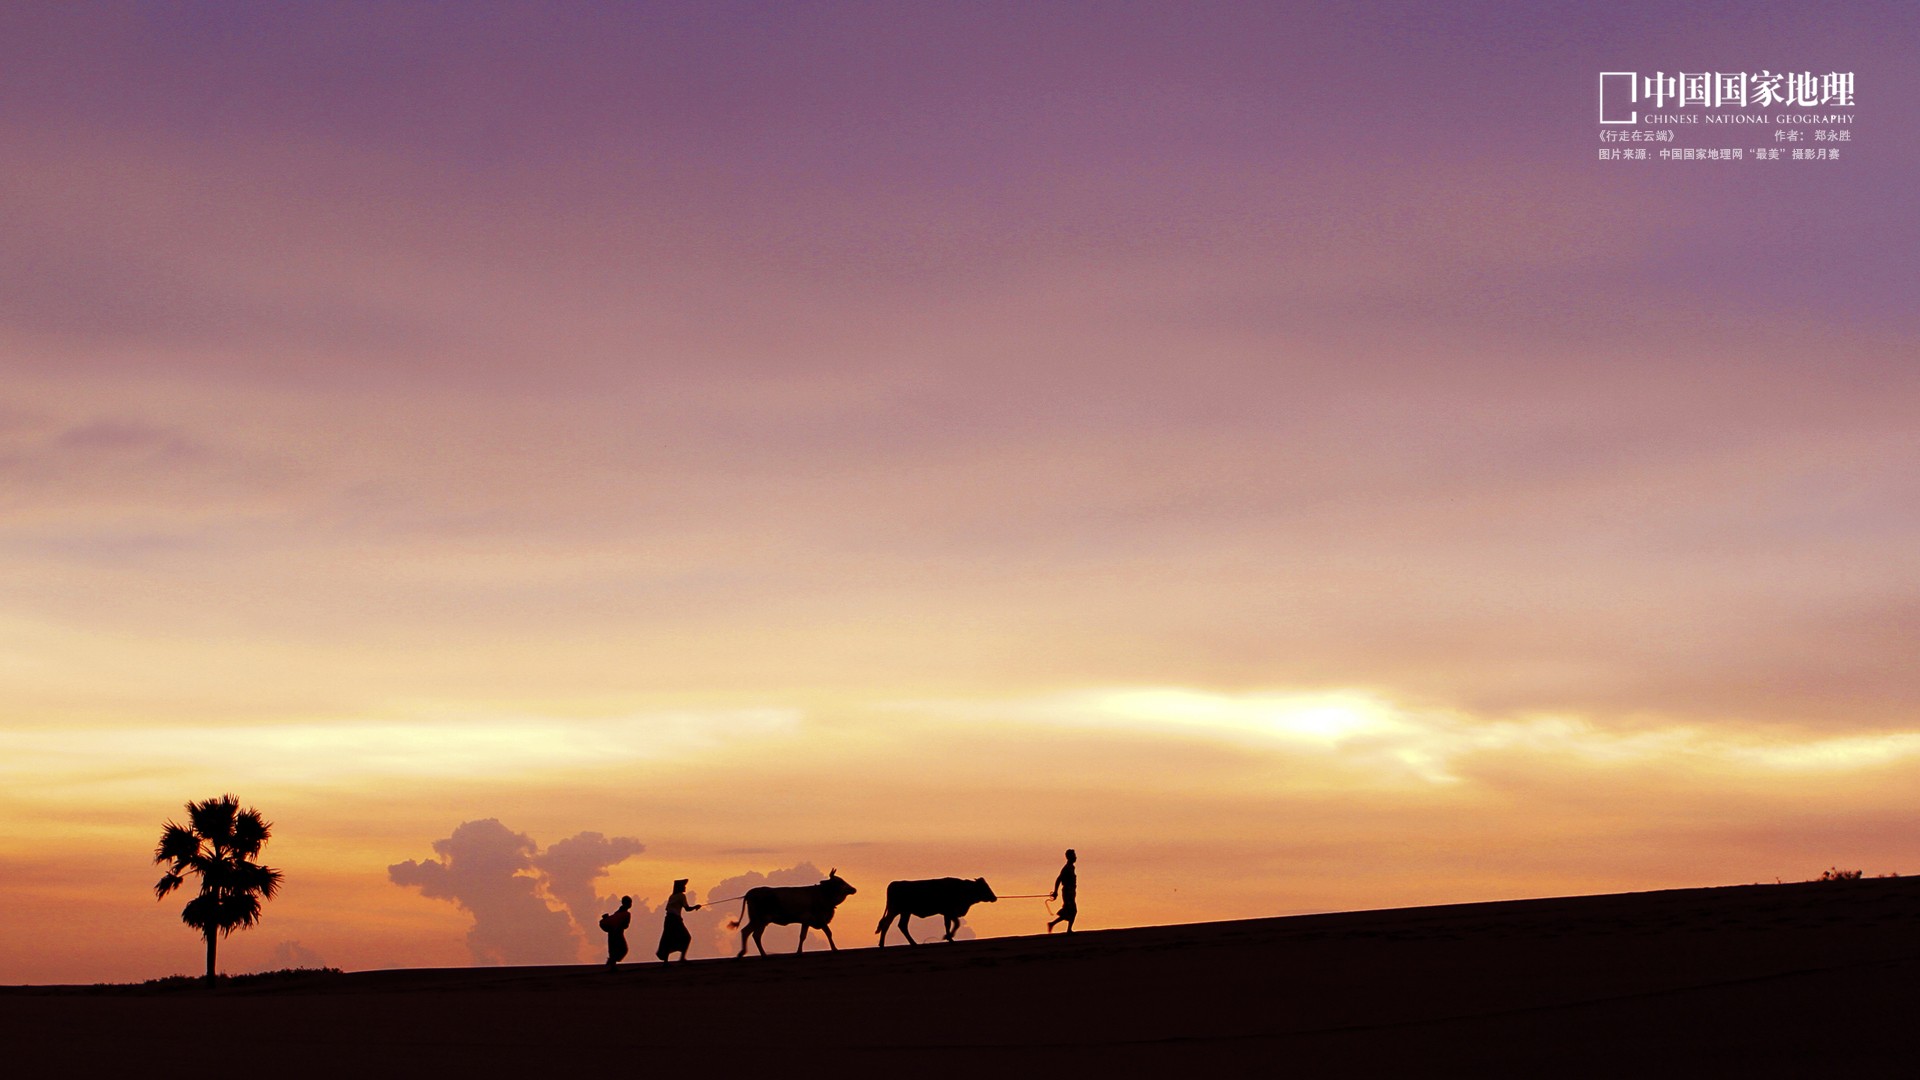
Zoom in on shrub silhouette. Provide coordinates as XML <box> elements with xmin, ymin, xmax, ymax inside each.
<box><xmin>1816</xmin><ymin>867</ymin><xmax>1864</xmax><ymax>882</ymax></box>
<box><xmin>140</xmin><ymin>967</ymin><xmax>339</xmax><ymax>990</ymax></box>
<box><xmin>153</xmin><ymin>794</ymin><xmax>284</xmax><ymax>984</ymax></box>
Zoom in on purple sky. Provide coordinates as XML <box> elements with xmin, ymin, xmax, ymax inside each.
<box><xmin>2</xmin><ymin>2</ymin><xmax>1917</xmax><ymax>983</ymax></box>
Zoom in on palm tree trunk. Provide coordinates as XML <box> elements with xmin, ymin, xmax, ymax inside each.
<box><xmin>205</xmin><ymin>929</ymin><xmax>217</xmax><ymax>985</ymax></box>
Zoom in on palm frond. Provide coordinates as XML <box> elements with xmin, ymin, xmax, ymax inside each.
<box><xmin>153</xmin><ymin>822</ymin><xmax>201</xmax><ymax>866</ymax></box>
<box><xmin>216</xmin><ymin>892</ymin><xmax>264</xmax><ymax>934</ymax></box>
<box><xmin>186</xmin><ymin>795</ymin><xmax>241</xmax><ymax>848</ymax></box>
<box><xmin>228</xmin><ymin>861</ymin><xmax>284</xmax><ymax>900</ymax></box>
<box><xmin>180</xmin><ymin>892</ymin><xmax>220</xmax><ymax>932</ymax></box>
<box><xmin>154</xmin><ymin>872</ymin><xmax>184</xmax><ymax>900</ymax></box>
<box><xmin>231</xmin><ymin>809</ymin><xmax>272</xmax><ymax>856</ymax></box>
<box><xmin>182</xmin><ymin>852</ymin><xmax>221</xmax><ymax>880</ymax></box>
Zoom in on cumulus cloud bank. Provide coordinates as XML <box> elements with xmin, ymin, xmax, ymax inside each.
<box><xmin>264</xmin><ymin>940</ymin><xmax>327</xmax><ymax>970</ymax></box>
<box><xmin>389</xmin><ymin>819</ymin><xmax>644</xmax><ymax>965</ymax></box>
<box><xmin>534</xmin><ymin>830</ymin><xmax>648</xmax><ymax>938</ymax></box>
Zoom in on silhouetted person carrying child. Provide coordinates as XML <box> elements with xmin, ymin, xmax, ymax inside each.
<box><xmin>601</xmin><ymin>895</ymin><xmax>633</xmax><ymax>966</ymax></box>
<box><xmin>1048</xmin><ymin>848</ymin><xmax>1077</xmax><ymax>933</ymax></box>
<box><xmin>656</xmin><ymin>879</ymin><xmax>702</xmax><ymax>962</ymax></box>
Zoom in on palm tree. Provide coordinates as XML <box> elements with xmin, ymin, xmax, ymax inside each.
<box><xmin>153</xmin><ymin>794</ymin><xmax>284</xmax><ymax>984</ymax></box>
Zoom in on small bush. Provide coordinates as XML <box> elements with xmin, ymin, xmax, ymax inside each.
<box><xmin>140</xmin><ymin>966</ymin><xmax>342</xmax><ymax>988</ymax></box>
<box><xmin>1816</xmin><ymin>867</ymin><xmax>1863</xmax><ymax>882</ymax></box>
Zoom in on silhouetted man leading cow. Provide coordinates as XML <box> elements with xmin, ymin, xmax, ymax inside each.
<box><xmin>1049</xmin><ymin>848</ymin><xmax>1078</xmax><ymax>933</ymax></box>
<box><xmin>606</xmin><ymin>850</ymin><xmax>1075</xmax><ymax>965</ymax></box>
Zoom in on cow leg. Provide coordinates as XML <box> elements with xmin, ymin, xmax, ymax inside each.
<box><xmin>876</xmin><ymin>911</ymin><xmax>894</xmax><ymax>946</ymax></box>
<box><xmin>820</xmin><ymin>924</ymin><xmax>838</xmax><ymax>951</ymax></box>
<box><xmin>899</xmin><ymin>915</ymin><xmax>917</xmax><ymax>946</ymax></box>
<box><xmin>944</xmin><ymin>916</ymin><xmax>958</xmax><ymax>941</ymax></box>
<box><xmin>795</xmin><ymin>925</ymin><xmax>809</xmax><ymax>953</ymax></box>
<box><xmin>736</xmin><ymin>922</ymin><xmax>753</xmax><ymax>958</ymax></box>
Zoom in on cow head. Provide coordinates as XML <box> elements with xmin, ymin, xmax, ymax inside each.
<box><xmin>974</xmin><ymin>877</ymin><xmax>997</xmax><ymax>902</ymax></box>
<box><xmin>824</xmin><ymin>869</ymin><xmax>857</xmax><ymax>902</ymax></box>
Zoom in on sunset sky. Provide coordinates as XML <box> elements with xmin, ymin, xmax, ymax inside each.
<box><xmin>4</xmin><ymin>1</ymin><xmax>1917</xmax><ymax>984</ymax></box>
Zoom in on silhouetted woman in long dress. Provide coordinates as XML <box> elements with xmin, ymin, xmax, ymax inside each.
<box><xmin>656</xmin><ymin>879</ymin><xmax>702</xmax><ymax>962</ymax></box>
<box><xmin>1048</xmin><ymin>849</ymin><xmax>1077</xmax><ymax>933</ymax></box>
<box><xmin>602</xmin><ymin>895</ymin><xmax>633</xmax><ymax>966</ymax></box>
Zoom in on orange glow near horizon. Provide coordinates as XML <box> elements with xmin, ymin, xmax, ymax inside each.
<box><xmin>7</xmin><ymin>682</ymin><xmax>1919</xmax><ymax>982</ymax></box>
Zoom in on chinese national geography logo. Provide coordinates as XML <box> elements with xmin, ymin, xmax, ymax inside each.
<box><xmin>1599</xmin><ymin>71</ymin><xmax>1856</xmax><ymax>124</ymax></box>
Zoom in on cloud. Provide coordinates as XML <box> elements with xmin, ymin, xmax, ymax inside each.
<box><xmin>264</xmin><ymin>940</ymin><xmax>327</xmax><ymax>970</ymax></box>
<box><xmin>532</xmin><ymin>831</ymin><xmax>647</xmax><ymax>942</ymax></box>
<box><xmin>902</xmin><ymin>687</ymin><xmax>1920</xmax><ymax>787</ymax></box>
<box><xmin>389</xmin><ymin>818</ymin><xmax>626</xmax><ymax>966</ymax></box>
<box><xmin>0</xmin><ymin>411</ymin><xmax>238</xmax><ymax>526</ymax></box>
<box><xmin>0</xmin><ymin>709</ymin><xmax>804</xmax><ymax>791</ymax></box>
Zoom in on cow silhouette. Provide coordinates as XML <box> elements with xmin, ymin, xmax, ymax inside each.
<box><xmin>730</xmin><ymin>869</ymin><xmax>858</xmax><ymax>956</ymax></box>
<box><xmin>875</xmin><ymin>877</ymin><xmax>997</xmax><ymax>946</ymax></box>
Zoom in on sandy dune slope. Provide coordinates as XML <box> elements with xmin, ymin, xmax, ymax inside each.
<box><xmin>8</xmin><ymin>877</ymin><xmax>1918</xmax><ymax>1074</ymax></box>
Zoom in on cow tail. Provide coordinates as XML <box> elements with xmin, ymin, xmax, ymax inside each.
<box><xmin>726</xmin><ymin>897</ymin><xmax>747</xmax><ymax>931</ymax></box>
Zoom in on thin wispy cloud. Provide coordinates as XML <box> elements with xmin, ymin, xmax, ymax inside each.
<box><xmin>0</xmin><ymin>709</ymin><xmax>802</xmax><ymax>790</ymax></box>
<box><xmin>903</xmin><ymin>688</ymin><xmax>1920</xmax><ymax>785</ymax></box>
